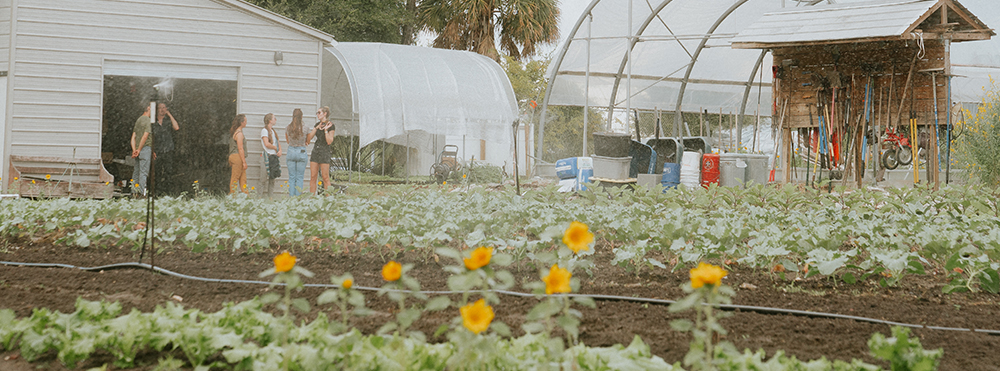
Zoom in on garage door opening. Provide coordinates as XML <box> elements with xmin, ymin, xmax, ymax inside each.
<box><xmin>102</xmin><ymin>75</ymin><xmax>237</xmax><ymax>195</ymax></box>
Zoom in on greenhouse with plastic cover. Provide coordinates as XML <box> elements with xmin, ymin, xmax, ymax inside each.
<box><xmin>539</xmin><ymin>0</ymin><xmax>999</xmax><ymax>189</ymax></box>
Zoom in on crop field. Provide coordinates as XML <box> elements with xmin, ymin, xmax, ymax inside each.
<box><xmin>1</xmin><ymin>183</ymin><xmax>999</xmax><ymax>370</ymax></box>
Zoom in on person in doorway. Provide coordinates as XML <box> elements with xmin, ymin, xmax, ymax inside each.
<box><xmin>153</xmin><ymin>103</ymin><xmax>180</xmax><ymax>195</ymax></box>
<box><xmin>261</xmin><ymin>113</ymin><xmax>282</xmax><ymax>198</ymax></box>
<box><xmin>285</xmin><ymin>109</ymin><xmax>308</xmax><ymax>196</ymax></box>
<box><xmin>130</xmin><ymin>105</ymin><xmax>154</xmax><ymax>196</ymax></box>
<box><xmin>307</xmin><ymin>106</ymin><xmax>335</xmax><ymax>194</ymax></box>
<box><xmin>228</xmin><ymin>114</ymin><xmax>249</xmax><ymax>194</ymax></box>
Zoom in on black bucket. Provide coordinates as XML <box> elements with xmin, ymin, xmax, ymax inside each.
<box><xmin>646</xmin><ymin>138</ymin><xmax>679</xmax><ymax>174</ymax></box>
<box><xmin>593</xmin><ymin>132</ymin><xmax>631</xmax><ymax>157</ymax></box>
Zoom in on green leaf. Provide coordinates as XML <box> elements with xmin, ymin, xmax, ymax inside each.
<box><xmin>572</xmin><ymin>296</ymin><xmax>597</xmax><ymax>308</ymax></box>
<box><xmin>291</xmin><ymin>298</ymin><xmax>311</xmax><ymax>313</ymax></box>
<box><xmin>670</xmin><ymin>319</ymin><xmax>693</xmax><ymax>332</ymax></box>
<box><xmin>979</xmin><ymin>270</ymin><xmax>1000</xmax><ymax>294</ymax></box>
<box><xmin>424</xmin><ymin>296</ymin><xmax>451</xmax><ymax>312</ymax></box>
<box><xmin>842</xmin><ymin>272</ymin><xmax>857</xmax><ymax>284</ymax></box>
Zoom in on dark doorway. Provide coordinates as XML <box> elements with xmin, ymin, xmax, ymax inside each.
<box><xmin>102</xmin><ymin>76</ymin><xmax>237</xmax><ymax>195</ymax></box>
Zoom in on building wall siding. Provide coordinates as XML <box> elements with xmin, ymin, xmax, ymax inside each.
<box><xmin>0</xmin><ymin>0</ymin><xmax>11</xmax><ymax>72</ymax></box>
<box><xmin>7</xmin><ymin>0</ymin><xmax>325</xmax><ymax>187</ymax></box>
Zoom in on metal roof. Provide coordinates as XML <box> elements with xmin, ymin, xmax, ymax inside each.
<box><xmin>732</xmin><ymin>0</ymin><xmax>948</xmax><ymax>47</ymax></box>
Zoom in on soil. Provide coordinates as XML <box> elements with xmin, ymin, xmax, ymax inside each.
<box><xmin>1</xmin><ymin>241</ymin><xmax>999</xmax><ymax>371</ymax></box>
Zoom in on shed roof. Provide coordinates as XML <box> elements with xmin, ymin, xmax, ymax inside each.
<box><xmin>221</xmin><ymin>0</ymin><xmax>335</xmax><ymax>44</ymax></box>
<box><xmin>731</xmin><ymin>0</ymin><xmax>992</xmax><ymax>49</ymax></box>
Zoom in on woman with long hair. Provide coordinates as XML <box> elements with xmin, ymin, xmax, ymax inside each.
<box><xmin>228</xmin><ymin>114</ymin><xmax>249</xmax><ymax>194</ymax></box>
<box><xmin>307</xmin><ymin>106</ymin><xmax>335</xmax><ymax>194</ymax></box>
<box><xmin>261</xmin><ymin>113</ymin><xmax>282</xmax><ymax>198</ymax></box>
<box><xmin>285</xmin><ymin>109</ymin><xmax>308</xmax><ymax>196</ymax></box>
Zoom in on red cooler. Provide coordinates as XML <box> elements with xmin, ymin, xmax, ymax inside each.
<box><xmin>701</xmin><ymin>153</ymin><xmax>720</xmax><ymax>188</ymax></box>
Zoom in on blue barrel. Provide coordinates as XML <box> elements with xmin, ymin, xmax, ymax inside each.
<box><xmin>661</xmin><ymin>163</ymin><xmax>680</xmax><ymax>189</ymax></box>
<box><xmin>555</xmin><ymin>157</ymin><xmax>593</xmax><ymax>179</ymax></box>
<box><xmin>577</xmin><ymin>168</ymin><xmax>593</xmax><ymax>191</ymax></box>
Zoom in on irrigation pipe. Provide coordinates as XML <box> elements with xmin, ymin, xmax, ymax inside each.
<box><xmin>3</xmin><ymin>260</ymin><xmax>999</xmax><ymax>336</ymax></box>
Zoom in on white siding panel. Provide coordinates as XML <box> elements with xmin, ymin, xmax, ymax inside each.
<box><xmin>0</xmin><ymin>2</ymin><xmax>10</xmax><ymax>72</ymax></box>
<box><xmin>9</xmin><ymin>0</ymin><xmax>325</xmax><ymax>188</ymax></box>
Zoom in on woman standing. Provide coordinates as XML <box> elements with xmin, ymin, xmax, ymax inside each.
<box><xmin>285</xmin><ymin>109</ymin><xmax>308</xmax><ymax>196</ymax></box>
<box><xmin>307</xmin><ymin>106</ymin><xmax>335</xmax><ymax>194</ymax></box>
<box><xmin>228</xmin><ymin>114</ymin><xmax>249</xmax><ymax>194</ymax></box>
<box><xmin>261</xmin><ymin>113</ymin><xmax>282</xmax><ymax>198</ymax></box>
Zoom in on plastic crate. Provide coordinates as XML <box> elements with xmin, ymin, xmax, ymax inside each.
<box><xmin>593</xmin><ymin>155</ymin><xmax>631</xmax><ymax>179</ymax></box>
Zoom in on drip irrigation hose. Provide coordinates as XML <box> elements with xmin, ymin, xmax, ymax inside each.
<box><xmin>2</xmin><ymin>260</ymin><xmax>999</xmax><ymax>336</ymax></box>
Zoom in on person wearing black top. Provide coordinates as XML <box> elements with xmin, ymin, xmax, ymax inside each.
<box><xmin>307</xmin><ymin>106</ymin><xmax>335</xmax><ymax>194</ymax></box>
<box><xmin>152</xmin><ymin>103</ymin><xmax>180</xmax><ymax>195</ymax></box>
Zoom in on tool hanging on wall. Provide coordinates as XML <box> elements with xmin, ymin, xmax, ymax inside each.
<box><xmin>910</xmin><ymin>80</ymin><xmax>919</xmax><ymax>184</ymax></box>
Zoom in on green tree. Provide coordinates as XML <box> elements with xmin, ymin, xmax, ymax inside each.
<box><xmin>502</xmin><ymin>56</ymin><xmax>604</xmax><ymax>161</ymax></box>
<box><xmin>419</xmin><ymin>0</ymin><xmax>560</xmax><ymax>61</ymax></box>
<box><xmin>953</xmin><ymin>84</ymin><xmax>1000</xmax><ymax>185</ymax></box>
<box><xmin>248</xmin><ymin>0</ymin><xmax>410</xmax><ymax>44</ymax></box>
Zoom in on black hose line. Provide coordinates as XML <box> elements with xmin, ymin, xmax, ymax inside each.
<box><xmin>2</xmin><ymin>260</ymin><xmax>998</xmax><ymax>336</ymax></box>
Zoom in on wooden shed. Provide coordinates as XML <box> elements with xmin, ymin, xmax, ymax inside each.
<box><xmin>732</xmin><ymin>0</ymin><xmax>993</xmax><ymax>187</ymax></box>
<box><xmin>0</xmin><ymin>0</ymin><xmax>333</xmax><ymax>197</ymax></box>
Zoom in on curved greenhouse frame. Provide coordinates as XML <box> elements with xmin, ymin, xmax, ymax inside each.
<box><xmin>539</xmin><ymin>0</ymin><xmax>999</xmax><ymax>160</ymax></box>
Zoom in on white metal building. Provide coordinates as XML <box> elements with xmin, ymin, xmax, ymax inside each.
<box><xmin>0</xmin><ymin>0</ymin><xmax>333</xmax><ymax>194</ymax></box>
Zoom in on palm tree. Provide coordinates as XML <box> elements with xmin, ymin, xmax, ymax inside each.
<box><xmin>419</xmin><ymin>0</ymin><xmax>559</xmax><ymax>61</ymax></box>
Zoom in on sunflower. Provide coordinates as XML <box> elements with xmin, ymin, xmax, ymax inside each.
<box><xmin>543</xmin><ymin>264</ymin><xmax>572</xmax><ymax>295</ymax></box>
<box><xmin>562</xmin><ymin>221</ymin><xmax>594</xmax><ymax>254</ymax></box>
<box><xmin>273</xmin><ymin>251</ymin><xmax>296</xmax><ymax>273</ymax></box>
<box><xmin>464</xmin><ymin>247</ymin><xmax>493</xmax><ymax>270</ymax></box>
<box><xmin>382</xmin><ymin>261</ymin><xmax>402</xmax><ymax>282</ymax></box>
<box><xmin>460</xmin><ymin>299</ymin><xmax>494</xmax><ymax>334</ymax></box>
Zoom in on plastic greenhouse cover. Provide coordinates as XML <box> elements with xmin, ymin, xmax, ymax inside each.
<box><xmin>546</xmin><ymin>0</ymin><xmax>1000</xmax><ymax>115</ymax></box>
<box><xmin>322</xmin><ymin>43</ymin><xmax>518</xmax><ymax>154</ymax></box>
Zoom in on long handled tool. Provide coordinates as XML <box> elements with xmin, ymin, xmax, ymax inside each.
<box><xmin>910</xmin><ymin>82</ymin><xmax>919</xmax><ymax>185</ymax></box>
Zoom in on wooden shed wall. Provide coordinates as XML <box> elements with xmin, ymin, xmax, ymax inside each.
<box><xmin>773</xmin><ymin>40</ymin><xmax>948</xmax><ymax>131</ymax></box>
<box><xmin>4</xmin><ymin>0</ymin><xmax>325</xmax><ymax>186</ymax></box>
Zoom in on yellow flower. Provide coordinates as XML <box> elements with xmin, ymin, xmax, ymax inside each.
<box><xmin>194</xmin><ymin>180</ymin><xmax>199</xmax><ymax>183</ymax></box>
<box><xmin>45</xmin><ymin>174</ymin><xmax>51</xmax><ymax>180</ymax></box>
<box><xmin>460</xmin><ymin>298</ymin><xmax>494</xmax><ymax>334</ymax></box>
<box><xmin>443</xmin><ymin>181</ymin><xmax>447</xmax><ymax>185</ymax></box>
<box><xmin>31</xmin><ymin>180</ymin><xmax>36</xmax><ymax>184</ymax></box>
<box><xmin>543</xmin><ymin>264</ymin><xmax>572</xmax><ymax>295</ymax></box>
<box><xmin>251</xmin><ymin>186</ymin><xmax>255</xmax><ymax>190</ymax></box>
<box><xmin>562</xmin><ymin>221</ymin><xmax>594</xmax><ymax>254</ymax></box>
<box><xmin>273</xmin><ymin>251</ymin><xmax>296</xmax><ymax>273</ymax></box>
<box><xmin>464</xmin><ymin>247</ymin><xmax>493</xmax><ymax>270</ymax></box>
<box><xmin>382</xmin><ymin>261</ymin><xmax>402</xmax><ymax>281</ymax></box>
<box><xmin>463</xmin><ymin>174</ymin><xmax>467</xmax><ymax>179</ymax></box>
<box><xmin>342</xmin><ymin>278</ymin><xmax>353</xmax><ymax>289</ymax></box>
<box><xmin>689</xmin><ymin>262</ymin><xmax>727</xmax><ymax>289</ymax></box>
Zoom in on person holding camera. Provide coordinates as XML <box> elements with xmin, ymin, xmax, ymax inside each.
<box><xmin>307</xmin><ymin>106</ymin><xmax>335</xmax><ymax>194</ymax></box>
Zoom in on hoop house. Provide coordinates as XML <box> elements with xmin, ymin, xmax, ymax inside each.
<box><xmin>541</xmin><ymin>0</ymin><xmax>999</xmax><ymax>159</ymax></box>
<box><xmin>323</xmin><ymin>43</ymin><xmax>518</xmax><ymax>173</ymax></box>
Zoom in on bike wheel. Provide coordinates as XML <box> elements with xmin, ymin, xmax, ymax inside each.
<box><xmin>881</xmin><ymin>148</ymin><xmax>899</xmax><ymax>170</ymax></box>
<box><xmin>897</xmin><ymin>145</ymin><xmax>913</xmax><ymax>165</ymax></box>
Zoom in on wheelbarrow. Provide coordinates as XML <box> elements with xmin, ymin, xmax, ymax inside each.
<box><xmin>430</xmin><ymin>144</ymin><xmax>461</xmax><ymax>183</ymax></box>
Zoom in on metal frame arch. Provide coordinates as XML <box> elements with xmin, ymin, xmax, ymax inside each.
<box><xmin>536</xmin><ymin>0</ymin><xmax>604</xmax><ymax>163</ymax></box>
<box><xmin>672</xmin><ymin>0</ymin><xmax>751</xmax><ymax>128</ymax></box>
<box><xmin>603</xmin><ymin>0</ymin><xmax>680</xmax><ymax>123</ymax></box>
<box><xmin>736</xmin><ymin>49</ymin><xmax>768</xmax><ymax>149</ymax></box>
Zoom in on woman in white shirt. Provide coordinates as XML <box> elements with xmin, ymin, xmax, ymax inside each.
<box><xmin>261</xmin><ymin>113</ymin><xmax>282</xmax><ymax>198</ymax></box>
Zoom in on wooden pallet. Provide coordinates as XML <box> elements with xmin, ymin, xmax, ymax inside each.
<box><xmin>8</xmin><ymin>155</ymin><xmax>115</xmax><ymax>198</ymax></box>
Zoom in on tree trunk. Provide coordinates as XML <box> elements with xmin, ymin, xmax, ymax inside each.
<box><xmin>402</xmin><ymin>0</ymin><xmax>417</xmax><ymax>44</ymax></box>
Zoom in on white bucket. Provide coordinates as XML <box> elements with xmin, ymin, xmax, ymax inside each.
<box><xmin>680</xmin><ymin>151</ymin><xmax>702</xmax><ymax>188</ymax></box>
